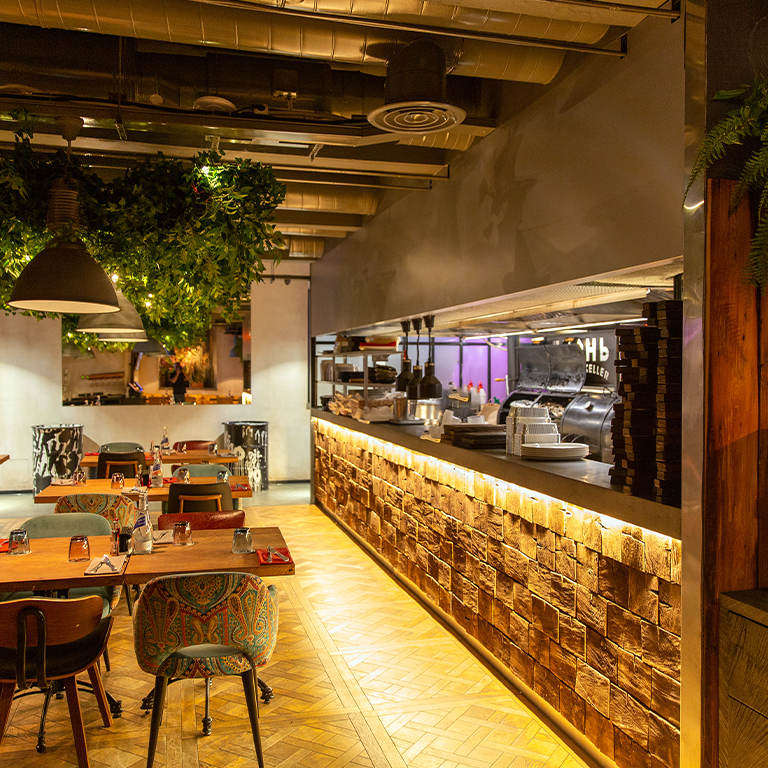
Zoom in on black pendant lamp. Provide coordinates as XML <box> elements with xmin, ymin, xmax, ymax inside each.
<box><xmin>76</xmin><ymin>290</ymin><xmax>145</xmax><ymax>335</ymax></box>
<box><xmin>8</xmin><ymin>119</ymin><xmax>119</xmax><ymax>314</ymax></box>
<box><xmin>395</xmin><ymin>319</ymin><xmax>413</xmax><ymax>392</ymax></box>
<box><xmin>406</xmin><ymin>317</ymin><xmax>423</xmax><ymax>400</ymax></box>
<box><xmin>418</xmin><ymin>314</ymin><xmax>442</xmax><ymax>399</ymax></box>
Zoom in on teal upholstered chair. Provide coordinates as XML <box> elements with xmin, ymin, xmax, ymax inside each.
<box><xmin>100</xmin><ymin>441</ymin><xmax>144</xmax><ymax>453</ymax></box>
<box><xmin>133</xmin><ymin>572</ymin><xmax>278</xmax><ymax>768</ymax></box>
<box><xmin>172</xmin><ymin>463</ymin><xmax>230</xmax><ymax>479</ymax></box>
<box><xmin>20</xmin><ymin>513</ymin><xmax>117</xmax><ymax>616</ymax></box>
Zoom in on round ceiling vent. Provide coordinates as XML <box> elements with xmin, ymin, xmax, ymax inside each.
<box><xmin>368</xmin><ymin>40</ymin><xmax>466</xmax><ymax>135</ymax></box>
<box><xmin>368</xmin><ymin>101</ymin><xmax>466</xmax><ymax>134</ymax></box>
<box><xmin>193</xmin><ymin>95</ymin><xmax>237</xmax><ymax>112</ymax></box>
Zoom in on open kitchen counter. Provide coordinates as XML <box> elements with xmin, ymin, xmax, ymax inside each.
<box><xmin>312</xmin><ymin>409</ymin><xmax>680</xmax><ymax>539</ymax></box>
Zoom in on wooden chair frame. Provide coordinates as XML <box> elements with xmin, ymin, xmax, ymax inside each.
<box><xmin>177</xmin><ymin>494</ymin><xmax>222</xmax><ymax>513</ymax></box>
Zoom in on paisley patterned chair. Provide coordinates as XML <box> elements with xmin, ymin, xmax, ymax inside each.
<box><xmin>53</xmin><ymin>494</ymin><xmax>137</xmax><ymax>613</ymax></box>
<box><xmin>54</xmin><ymin>492</ymin><xmax>137</xmax><ymax>530</ymax></box>
<box><xmin>133</xmin><ymin>572</ymin><xmax>278</xmax><ymax>768</ymax></box>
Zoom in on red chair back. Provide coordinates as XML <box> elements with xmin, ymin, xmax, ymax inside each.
<box><xmin>157</xmin><ymin>510</ymin><xmax>246</xmax><ymax>530</ymax></box>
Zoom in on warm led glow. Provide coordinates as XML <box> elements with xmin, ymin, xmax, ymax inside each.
<box><xmin>684</xmin><ymin>199</ymin><xmax>705</xmax><ymax>211</ymax></box>
<box><xmin>314</xmin><ymin>417</ymin><xmax>679</xmax><ymax>552</ymax></box>
<box><xmin>111</xmin><ymin>273</ymin><xmax>119</xmax><ymax>283</ymax></box>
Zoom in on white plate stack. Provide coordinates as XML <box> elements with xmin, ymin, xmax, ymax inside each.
<box><xmin>520</xmin><ymin>442</ymin><xmax>590</xmax><ymax>461</ymax></box>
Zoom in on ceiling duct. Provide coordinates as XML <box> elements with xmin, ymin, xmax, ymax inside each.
<box><xmin>368</xmin><ymin>40</ymin><xmax>466</xmax><ymax>134</ymax></box>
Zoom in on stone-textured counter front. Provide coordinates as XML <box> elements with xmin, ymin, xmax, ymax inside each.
<box><xmin>313</xmin><ymin>415</ymin><xmax>681</xmax><ymax>768</ymax></box>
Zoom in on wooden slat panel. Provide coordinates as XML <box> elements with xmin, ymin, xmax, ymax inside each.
<box><xmin>704</xmin><ymin>177</ymin><xmax>760</xmax><ymax>768</ymax></box>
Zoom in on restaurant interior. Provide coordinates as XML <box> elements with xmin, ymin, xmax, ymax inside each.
<box><xmin>0</xmin><ymin>1</ymin><xmax>765</xmax><ymax>767</ymax></box>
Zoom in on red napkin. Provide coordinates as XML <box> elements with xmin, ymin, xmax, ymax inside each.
<box><xmin>85</xmin><ymin>452</ymin><xmax>99</xmax><ymax>456</ymax></box>
<box><xmin>231</xmin><ymin>483</ymin><xmax>251</xmax><ymax>491</ymax></box>
<box><xmin>0</xmin><ymin>540</ymin><xmax>8</xmax><ymax>553</ymax></box>
<box><xmin>257</xmin><ymin>547</ymin><xmax>293</xmax><ymax>565</ymax></box>
<box><xmin>163</xmin><ymin>477</ymin><xmax>179</xmax><ymax>484</ymax></box>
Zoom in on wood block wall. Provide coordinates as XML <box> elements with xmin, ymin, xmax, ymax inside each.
<box><xmin>314</xmin><ymin>419</ymin><xmax>682</xmax><ymax>768</ymax></box>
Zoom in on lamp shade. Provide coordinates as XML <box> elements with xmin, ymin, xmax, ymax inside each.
<box><xmin>98</xmin><ymin>331</ymin><xmax>148</xmax><ymax>343</ymax></box>
<box><xmin>132</xmin><ymin>337</ymin><xmax>170</xmax><ymax>356</ymax></box>
<box><xmin>76</xmin><ymin>290</ymin><xmax>145</xmax><ymax>334</ymax></box>
<box><xmin>9</xmin><ymin>241</ymin><xmax>120</xmax><ymax>313</ymax></box>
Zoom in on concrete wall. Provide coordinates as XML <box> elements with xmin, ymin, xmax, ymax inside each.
<box><xmin>311</xmin><ymin>18</ymin><xmax>684</xmax><ymax>335</ymax></box>
<box><xmin>0</xmin><ymin>267</ymin><xmax>311</xmax><ymax>490</ymax></box>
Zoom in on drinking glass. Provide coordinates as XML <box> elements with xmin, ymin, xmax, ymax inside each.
<box><xmin>111</xmin><ymin>473</ymin><xmax>125</xmax><ymax>490</ymax></box>
<box><xmin>173</xmin><ymin>521</ymin><xmax>193</xmax><ymax>546</ymax></box>
<box><xmin>208</xmin><ymin>443</ymin><xmax>218</xmax><ymax>455</ymax></box>
<box><xmin>217</xmin><ymin>470</ymin><xmax>229</xmax><ymax>483</ymax></box>
<box><xmin>68</xmin><ymin>535</ymin><xmax>90</xmax><ymax>562</ymax></box>
<box><xmin>232</xmin><ymin>527</ymin><xmax>252</xmax><ymax>554</ymax></box>
<box><xmin>178</xmin><ymin>467</ymin><xmax>190</xmax><ymax>484</ymax></box>
<box><xmin>181</xmin><ymin>443</ymin><xmax>187</xmax><ymax>453</ymax></box>
<box><xmin>8</xmin><ymin>529</ymin><xmax>29</xmax><ymax>556</ymax></box>
<box><xmin>73</xmin><ymin>469</ymin><xmax>86</xmax><ymax>486</ymax></box>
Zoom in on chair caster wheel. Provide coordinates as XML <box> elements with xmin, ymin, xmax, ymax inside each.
<box><xmin>36</xmin><ymin>740</ymin><xmax>46</xmax><ymax>753</ymax></box>
<box><xmin>202</xmin><ymin>717</ymin><xmax>212</xmax><ymax>736</ymax></box>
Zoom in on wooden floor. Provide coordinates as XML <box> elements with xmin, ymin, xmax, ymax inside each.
<box><xmin>0</xmin><ymin>503</ymin><xmax>589</xmax><ymax>768</ymax></box>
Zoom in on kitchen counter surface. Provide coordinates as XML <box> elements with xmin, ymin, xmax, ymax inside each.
<box><xmin>312</xmin><ymin>409</ymin><xmax>681</xmax><ymax>539</ymax></box>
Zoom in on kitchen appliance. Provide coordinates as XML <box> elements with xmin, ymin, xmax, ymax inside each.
<box><xmin>419</xmin><ymin>314</ymin><xmax>442</xmax><ymax>399</ymax></box>
<box><xmin>395</xmin><ymin>319</ymin><xmax>413</xmax><ymax>392</ymax></box>
<box><xmin>406</xmin><ymin>317</ymin><xmax>423</xmax><ymax>400</ymax></box>
<box><xmin>497</xmin><ymin>344</ymin><xmax>617</xmax><ymax>462</ymax></box>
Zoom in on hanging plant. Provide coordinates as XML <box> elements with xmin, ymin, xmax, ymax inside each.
<box><xmin>0</xmin><ymin>127</ymin><xmax>286</xmax><ymax>350</ymax></box>
<box><xmin>686</xmin><ymin>76</ymin><xmax>768</xmax><ymax>288</ymax></box>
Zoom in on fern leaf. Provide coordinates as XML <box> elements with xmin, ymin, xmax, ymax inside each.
<box><xmin>746</xmin><ymin>212</ymin><xmax>768</xmax><ymax>290</ymax></box>
<box><xmin>732</xmin><ymin>144</ymin><xmax>768</xmax><ymax>208</ymax></box>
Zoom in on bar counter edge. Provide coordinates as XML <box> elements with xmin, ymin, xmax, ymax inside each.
<box><xmin>311</xmin><ymin>409</ymin><xmax>681</xmax><ymax>540</ymax></box>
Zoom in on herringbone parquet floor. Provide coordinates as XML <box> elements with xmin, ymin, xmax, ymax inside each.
<box><xmin>0</xmin><ymin>502</ymin><xmax>589</xmax><ymax>768</ymax></box>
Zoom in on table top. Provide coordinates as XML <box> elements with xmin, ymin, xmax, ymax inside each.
<box><xmin>0</xmin><ymin>535</ymin><xmax>125</xmax><ymax>592</ymax></box>
<box><xmin>34</xmin><ymin>476</ymin><xmax>253</xmax><ymax>504</ymax></box>
<box><xmin>0</xmin><ymin>455</ymin><xmax>9</xmax><ymax>465</ymax></box>
<box><xmin>124</xmin><ymin>527</ymin><xmax>294</xmax><ymax>584</ymax></box>
<box><xmin>80</xmin><ymin>450</ymin><xmax>239</xmax><ymax>468</ymax></box>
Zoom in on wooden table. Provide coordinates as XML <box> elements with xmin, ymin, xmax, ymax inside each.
<box><xmin>124</xmin><ymin>527</ymin><xmax>294</xmax><ymax>584</ymax></box>
<box><xmin>79</xmin><ymin>450</ymin><xmax>239</xmax><ymax>468</ymax></box>
<box><xmin>0</xmin><ymin>535</ymin><xmax>125</xmax><ymax>592</ymax></box>
<box><xmin>0</xmin><ymin>455</ymin><xmax>9</xmax><ymax>465</ymax></box>
<box><xmin>33</xmin><ymin>477</ymin><xmax>253</xmax><ymax>504</ymax></box>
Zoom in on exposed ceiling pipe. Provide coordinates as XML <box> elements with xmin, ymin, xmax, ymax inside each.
<box><xmin>282</xmin><ymin>184</ymin><xmax>378</xmax><ymax>216</ymax></box>
<box><xmin>282</xmin><ymin>237</ymin><xmax>326</xmax><ymax>260</ymax></box>
<box><xmin>1</xmin><ymin>0</ymin><xmax>568</xmax><ymax>83</ymax></box>
<box><xmin>195</xmin><ymin>0</ymin><xmax>610</xmax><ymax>44</ymax></box>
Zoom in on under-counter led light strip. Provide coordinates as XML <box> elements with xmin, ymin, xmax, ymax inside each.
<box><xmin>463</xmin><ymin>316</ymin><xmax>647</xmax><ymax>341</ymax></box>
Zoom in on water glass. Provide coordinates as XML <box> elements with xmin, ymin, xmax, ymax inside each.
<box><xmin>181</xmin><ymin>443</ymin><xmax>187</xmax><ymax>453</ymax></box>
<box><xmin>178</xmin><ymin>467</ymin><xmax>191</xmax><ymax>484</ymax></box>
<box><xmin>232</xmin><ymin>527</ymin><xmax>252</xmax><ymax>554</ymax></box>
<box><xmin>173</xmin><ymin>520</ymin><xmax>193</xmax><ymax>546</ymax></box>
<box><xmin>68</xmin><ymin>535</ymin><xmax>90</xmax><ymax>563</ymax></box>
<box><xmin>217</xmin><ymin>469</ymin><xmax>229</xmax><ymax>483</ymax></box>
<box><xmin>111</xmin><ymin>473</ymin><xmax>125</xmax><ymax>490</ymax></box>
<box><xmin>73</xmin><ymin>469</ymin><xmax>86</xmax><ymax>486</ymax></box>
<box><xmin>208</xmin><ymin>443</ymin><xmax>218</xmax><ymax>455</ymax></box>
<box><xmin>8</xmin><ymin>529</ymin><xmax>29</xmax><ymax>556</ymax></box>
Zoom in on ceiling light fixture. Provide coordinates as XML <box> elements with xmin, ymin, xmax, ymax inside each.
<box><xmin>76</xmin><ymin>290</ymin><xmax>146</xmax><ymax>335</ymax></box>
<box><xmin>97</xmin><ymin>330</ymin><xmax>148</xmax><ymax>343</ymax></box>
<box><xmin>8</xmin><ymin>118</ymin><xmax>119</xmax><ymax>314</ymax></box>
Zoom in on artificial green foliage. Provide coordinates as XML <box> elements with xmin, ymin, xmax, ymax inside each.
<box><xmin>686</xmin><ymin>77</ymin><xmax>768</xmax><ymax>288</ymax></box>
<box><xmin>0</xmin><ymin>131</ymin><xmax>286</xmax><ymax>350</ymax></box>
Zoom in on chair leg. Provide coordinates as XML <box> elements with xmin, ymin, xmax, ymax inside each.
<box><xmin>125</xmin><ymin>585</ymin><xmax>134</xmax><ymax>616</ymax></box>
<box><xmin>63</xmin><ymin>676</ymin><xmax>89</xmax><ymax>768</ymax></box>
<box><xmin>0</xmin><ymin>683</ymin><xmax>15</xmax><ymax>744</ymax></box>
<box><xmin>103</xmin><ymin>646</ymin><xmax>111</xmax><ymax>672</ymax></box>
<box><xmin>202</xmin><ymin>678</ymin><xmax>212</xmax><ymax>736</ymax></box>
<box><xmin>147</xmin><ymin>677</ymin><xmax>168</xmax><ymax>768</ymax></box>
<box><xmin>36</xmin><ymin>685</ymin><xmax>55</xmax><ymax>753</ymax></box>
<box><xmin>86</xmin><ymin>664</ymin><xmax>113</xmax><ymax>727</ymax></box>
<box><xmin>241</xmin><ymin>668</ymin><xmax>264</xmax><ymax>768</ymax></box>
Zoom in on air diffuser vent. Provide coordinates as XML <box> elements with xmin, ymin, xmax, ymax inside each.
<box><xmin>368</xmin><ymin>40</ymin><xmax>465</xmax><ymax>135</ymax></box>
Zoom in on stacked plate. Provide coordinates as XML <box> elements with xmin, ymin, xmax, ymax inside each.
<box><xmin>521</xmin><ymin>442</ymin><xmax>589</xmax><ymax>461</ymax></box>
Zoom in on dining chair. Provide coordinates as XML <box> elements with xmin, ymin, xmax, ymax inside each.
<box><xmin>166</xmin><ymin>481</ymin><xmax>233</xmax><ymax>514</ymax></box>
<box><xmin>157</xmin><ymin>509</ymin><xmax>245</xmax><ymax>530</ymax></box>
<box><xmin>96</xmin><ymin>450</ymin><xmax>147</xmax><ymax>480</ymax></box>
<box><xmin>53</xmin><ymin>493</ymin><xmax>137</xmax><ymax>614</ymax></box>
<box><xmin>133</xmin><ymin>572</ymin><xmax>278</xmax><ymax>768</ymax></box>
<box><xmin>172</xmin><ymin>463</ymin><xmax>230</xmax><ymax>479</ymax></box>
<box><xmin>172</xmin><ymin>440</ymin><xmax>215</xmax><ymax>452</ymax></box>
<box><xmin>0</xmin><ymin>595</ymin><xmax>113</xmax><ymax>767</ymax></box>
<box><xmin>100</xmin><ymin>441</ymin><xmax>144</xmax><ymax>453</ymax></box>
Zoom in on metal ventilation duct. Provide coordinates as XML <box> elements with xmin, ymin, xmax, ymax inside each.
<box><xmin>368</xmin><ymin>40</ymin><xmax>466</xmax><ymax>134</ymax></box>
<box><xmin>0</xmin><ymin>0</ymin><xmax>566</xmax><ymax>84</ymax></box>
